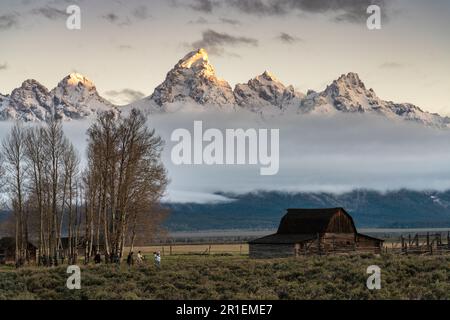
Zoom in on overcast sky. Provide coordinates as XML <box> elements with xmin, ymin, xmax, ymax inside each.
<box><xmin>0</xmin><ymin>0</ymin><xmax>449</xmax><ymax>113</ymax></box>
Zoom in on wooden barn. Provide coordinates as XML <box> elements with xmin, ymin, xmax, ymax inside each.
<box><xmin>249</xmin><ymin>208</ymin><xmax>384</xmax><ymax>258</ymax></box>
<box><xmin>0</xmin><ymin>237</ymin><xmax>37</xmax><ymax>264</ymax></box>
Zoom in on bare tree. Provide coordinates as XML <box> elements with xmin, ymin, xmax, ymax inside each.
<box><xmin>24</xmin><ymin>126</ymin><xmax>47</xmax><ymax>265</ymax></box>
<box><xmin>1</xmin><ymin>123</ymin><xmax>28</xmax><ymax>267</ymax></box>
<box><xmin>1</xmin><ymin>110</ymin><xmax>167</xmax><ymax>267</ymax></box>
<box><xmin>85</xmin><ymin>109</ymin><xmax>168</xmax><ymax>261</ymax></box>
<box><xmin>21</xmin><ymin>119</ymin><xmax>80</xmax><ymax>266</ymax></box>
<box><xmin>41</xmin><ymin>118</ymin><xmax>69</xmax><ymax>265</ymax></box>
<box><xmin>62</xmin><ymin>143</ymin><xmax>80</xmax><ymax>264</ymax></box>
<box><xmin>0</xmin><ymin>150</ymin><xmax>4</xmax><ymax>190</ymax></box>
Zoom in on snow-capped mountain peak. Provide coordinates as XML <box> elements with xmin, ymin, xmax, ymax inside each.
<box><xmin>52</xmin><ymin>73</ymin><xmax>115</xmax><ymax>119</ymax></box>
<box><xmin>335</xmin><ymin>72</ymin><xmax>365</xmax><ymax>88</ymax></box>
<box><xmin>17</xmin><ymin>79</ymin><xmax>51</xmax><ymax>95</ymax></box>
<box><xmin>13</xmin><ymin>79</ymin><xmax>52</xmax><ymax>111</ymax></box>
<box><xmin>179</xmin><ymin>48</ymin><xmax>211</xmax><ymax>72</ymax></box>
<box><xmin>0</xmin><ymin>79</ymin><xmax>54</xmax><ymax>122</ymax></box>
<box><xmin>323</xmin><ymin>73</ymin><xmax>371</xmax><ymax>99</ymax></box>
<box><xmin>150</xmin><ymin>48</ymin><xmax>236</xmax><ymax>108</ymax></box>
<box><xmin>261</xmin><ymin>70</ymin><xmax>278</xmax><ymax>81</ymax></box>
<box><xmin>0</xmin><ymin>74</ymin><xmax>117</xmax><ymax>122</ymax></box>
<box><xmin>299</xmin><ymin>72</ymin><xmax>450</xmax><ymax>128</ymax></box>
<box><xmin>254</xmin><ymin>71</ymin><xmax>283</xmax><ymax>86</ymax></box>
<box><xmin>54</xmin><ymin>73</ymin><xmax>99</xmax><ymax>97</ymax></box>
<box><xmin>58</xmin><ymin>73</ymin><xmax>97</xmax><ymax>92</ymax></box>
<box><xmin>313</xmin><ymin>72</ymin><xmax>378</xmax><ymax>113</ymax></box>
<box><xmin>234</xmin><ymin>71</ymin><xmax>304</xmax><ymax>114</ymax></box>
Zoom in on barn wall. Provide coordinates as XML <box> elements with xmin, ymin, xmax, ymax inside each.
<box><xmin>321</xmin><ymin>233</ymin><xmax>356</xmax><ymax>251</ymax></box>
<box><xmin>0</xmin><ymin>248</ymin><xmax>14</xmax><ymax>260</ymax></box>
<box><xmin>0</xmin><ymin>249</ymin><xmax>5</xmax><ymax>264</ymax></box>
<box><xmin>293</xmin><ymin>235</ymin><xmax>357</xmax><ymax>254</ymax></box>
<box><xmin>249</xmin><ymin>236</ymin><xmax>382</xmax><ymax>258</ymax></box>
<box><xmin>249</xmin><ymin>244</ymin><xmax>295</xmax><ymax>259</ymax></box>
<box><xmin>356</xmin><ymin>235</ymin><xmax>382</xmax><ymax>253</ymax></box>
<box><xmin>326</xmin><ymin>211</ymin><xmax>355</xmax><ymax>233</ymax></box>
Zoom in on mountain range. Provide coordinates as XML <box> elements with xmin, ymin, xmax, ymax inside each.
<box><xmin>1</xmin><ymin>48</ymin><xmax>448</xmax><ymax>128</ymax></box>
<box><xmin>0</xmin><ymin>73</ymin><xmax>116</xmax><ymax>122</ymax></box>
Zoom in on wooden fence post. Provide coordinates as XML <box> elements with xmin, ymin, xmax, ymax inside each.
<box><xmin>447</xmin><ymin>232</ymin><xmax>450</xmax><ymax>249</ymax></box>
<box><xmin>317</xmin><ymin>233</ymin><xmax>321</xmax><ymax>255</ymax></box>
<box><xmin>401</xmin><ymin>235</ymin><xmax>405</xmax><ymax>253</ymax></box>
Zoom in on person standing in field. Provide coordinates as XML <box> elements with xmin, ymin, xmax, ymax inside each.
<box><xmin>127</xmin><ymin>252</ymin><xmax>134</xmax><ymax>268</ymax></box>
<box><xmin>136</xmin><ymin>251</ymin><xmax>144</xmax><ymax>264</ymax></box>
<box><xmin>154</xmin><ymin>251</ymin><xmax>161</xmax><ymax>269</ymax></box>
<box><xmin>94</xmin><ymin>251</ymin><xmax>102</xmax><ymax>264</ymax></box>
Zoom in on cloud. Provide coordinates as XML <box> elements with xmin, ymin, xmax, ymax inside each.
<box><xmin>118</xmin><ymin>44</ymin><xmax>133</xmax><ymax>50</ymax></box>
<box><xmin>102</xmin><ymin>12</ymin><xmax>131</xmax><ymax>27</ymax></box>
<box><xmin>380</xmin><ymin>62</ymin><xmax>404</xmax><ymax>69</ymax></box>
<box><xmin>276</xmin><ymin>32</ymin><xmax>302</xmax><ymax>44</ymax></box>
<box><xmin>105</xmin><ymin>89</ymin><xmax>146</xmax><ymax>105</ymax></box>
<box><xmin>221</xmin><ymin>0</ymin><xmax>388</xmax><ymax>23</ymax></box>
<box><xmin>188</xmin><ymin>17</ymin><xmax>210</xmax><ymax>25</ymax></box>
<box><xmin>31</xmin><ymin>5</ymin><xmax>67</xmax><ymax>20</ymax></box>
<box><xmin>188</xmin><ymin>17</ymin><xmax>242</xmax><ymax>26</ymax></box>
<box><xmin>191</xmin><ymin>29</ymin><xmax>258</xmax><ymax>55</ymax></box>
<box><xmin>220</xmin><ymin>18</ymin><xmax>241</xmax><ymax>25</ymax></box>
<box><xmin>103</xmin><ymin>5</ymin><xmax>151</xmax><ymax>27</ymax></box>
<box><xmin>144</xmin><ymin>110</ymin><xmax>450</xmax><ymax>203</ymax></box>
<box><xmin>0</xmin><ymin>14</ymin><xmax>18</xmax><ymax>30</ymax></box>
<box><xmin>163</xmin><ymin>190</ymin><xmax>235</xmax><ymax>204</ymax></box>
<box><xmin>224</xmin><ymin>0</ymin><xmax>285</xmax><ymax>15</ymax></box>
<box><xmin>103</xmin><ymin>13</ymin><xmax>119</xmax><ymax>23</ymax></box>
<box><xmin>189</xmin><ymin>0</ymin><xmax>215</xmax><ymax>13</ymax></box>
<box><xmin>2</xmin><ymin>110</ymin><xmax>449</xmax><ymax>204</ymax></box>
<box><xmin>132</xmin><ymin>5</ymin><xmax>151</xmax><ymax>20</ymax></box>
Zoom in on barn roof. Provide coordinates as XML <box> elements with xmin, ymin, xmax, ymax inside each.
<box><xmin>249</xmin><ymin>208</ymin><xmax>384</xmax><ymax>245</ymax></box>
<box><xmin>249</xmin><ymin>208</ymin><xmax>384</xmax><ymax>246</ymax></box>
<box><xmin>0</xmin><ymin>237</ymin><xmax>37</xmax><ymax>250</ymax></box>
<box><xmin>356</xmin><ymin>233</ymin><xmax>384</xmax><ymax>242</ymax></box>
<box><xmin>0</xmin><ymin>237</ymin><xmax>15</xmax><ymax>249</ymax></box>
<box><xmin>277</xmin><ymin>208</ymin><xmax>356</xmax><ymax>235</ymax></box>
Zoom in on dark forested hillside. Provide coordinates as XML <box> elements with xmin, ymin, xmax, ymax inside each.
<box><xmin>164</xmin><ymin>190</ymin><xmax>450</xmax><ymax>231</ymax></box>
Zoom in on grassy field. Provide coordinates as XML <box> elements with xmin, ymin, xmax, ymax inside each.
<box><xmin>0</xmin><ymin>254</ymin><xmax>449</xmax><ymax>300</ymax></box>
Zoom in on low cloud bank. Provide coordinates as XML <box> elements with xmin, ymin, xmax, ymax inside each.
<box><xmin>148</xmin><ymin>111</ymin><xmax>450</xmax><ymax>203</ymax></box>
<box><xmin>1</xmin><ymin>110</ymin><xmax>450</xmax><ymax>204</ymax></box>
